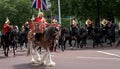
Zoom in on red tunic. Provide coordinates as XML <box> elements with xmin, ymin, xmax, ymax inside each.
<box><xmin>34</xmin><ymin>17</ymin><xmax>50</xmax><ymax>33</ymax></box>
<box><xmin>3</xmin><ymin>23</ymin><xmax>14</xmax><ymax>35</ymax></box>
<box><xmin>30</xmin><ymin>21</ymin><xmax>34</xmax><ymax>30</ymax></box>
<box><xmin>3</xmin><ymin>23</ymin><xmax>9</xmax><ymax>35</ymax></box>
<box><xmin>36</xmin><ymin>17</ymin><xmax>42</xmax><ymax>23</ymax></box>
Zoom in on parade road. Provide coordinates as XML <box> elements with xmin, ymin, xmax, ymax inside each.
<box><xmin>0</xmin><ymin>46</ymin><xmax>120</xmax><ymax>69</ymax></box>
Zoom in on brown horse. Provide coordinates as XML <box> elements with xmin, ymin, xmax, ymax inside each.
<box><xmin>27</xmin><ymin>26</ymin><xmax>59</xmax><ymax>66</ymax></box>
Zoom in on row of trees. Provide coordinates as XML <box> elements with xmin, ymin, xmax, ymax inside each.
<box><xmin>51</xmin><ymin>0</ymin><xmax>120</xmax><ymax>24</ymax></box>
<box><xmin>0</xmin><ymin>0</ymin><xmax>120</xmax><ymax>29</ymax></box>
<box><xmin>0</xmin><ymin>0</ymin><xmax>38</xmax><ymax>29</ymax></box>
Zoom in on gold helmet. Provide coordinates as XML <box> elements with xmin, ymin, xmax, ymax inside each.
<box><xmin>5</xmin><ymin>17</ymin><xmax>10</xmax><ymax>23</ymax></box>
<box><xmin>37</xmin><ymin>11</ymin><xmax>44</xmax><ymax>17</ymax></box>
<box><xmin>31</xmin><ymin>15</ymin><xmax>35</xmax><ymax>21</ymax></box>
<box><xmin>101</xmin><ymin>19</ymin><xmax>108</xmax><ymax>26</ymax></box>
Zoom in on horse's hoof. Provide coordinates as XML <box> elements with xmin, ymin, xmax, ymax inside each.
<box><xmin>37</xmin><ymin>58</ymin><xmax>41</xmax><ymax>62</ymax></box>
<box><xmin>40</xmin><ymin>61</ymin><xmax>46</xmax><ymax>65</ymax></box>
<box><xmin>30</xmin><ymin>60</ymin><xmax>37</xmax><ymax>64</ymax></box>
<box><xmin>47</xmin><ymin>62</ymin><xmax>56</xmax><ymax>67</ymax></box>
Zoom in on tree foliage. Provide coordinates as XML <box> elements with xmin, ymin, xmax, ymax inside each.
<box><xmin>0</xmin><ymin>0</ymin><xmax>35</xmax><ymax>29</ymax></box>
<box><xmin>50</xmin><ymin>0</ymin><xmax>120</xmax><ymax>22</ymax></box>
<box><xmin>0</xmin><ymin>0</ymin><xmax>120</xmax><ymax>29</ymax></box>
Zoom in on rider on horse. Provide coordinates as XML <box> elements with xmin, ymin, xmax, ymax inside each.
<box><xmin>101</xmin><ymin>17</ymin><xmax>109</xmax><ymax>35</ymax></box>
<box><xmin>51</xmin><ymin>17</ymin><xmax>61</xmax><ymax>30</ymax></box>
<box><xmin>101</xmin><ymin>17</ymin><xmax>109</xmax><ymax>30</ymax></box>
<box><xmin>23</xmin><ymin>20</ymin><xmax>30</xmax><ymax>35</ymax></box>
<box><xmin>3</xmin><ymin>17</ymin><xmax>13</xmax><ymax>37</ymax></box>
<box><xmin>85</xmin><ymin>18</ymin><xmax>93</xmax><ymax>35</ymax></box>
<box><xmin>71</xmin><ymin>16</ymin><xmax>78</xmax><ymax>36</ymax></box>
<box><xmin>30</xmin><ymin>15</ymin><xmax>35</xmax><ymax>31</ymax></box>
<box><xmin>34</xmin><ymin>11</ymin><xmax>49</xmax><ymax>41</ymax></box>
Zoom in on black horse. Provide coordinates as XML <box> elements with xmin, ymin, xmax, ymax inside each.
<box><xmin>2</xmin><ymin>29</ymin><xmax>18</xmax><ymax>57</ymax></box>
<box><xmin>77</xmin><ymin>27</ymin><xmax>104</xmax><ymax>48</ymax></box>
<box><xmin>59</xmin><ymin>26</ymin><xmax>81</xmax><ymax>49</ymax></box>
<box><xmin>18</xmin><ymin>25</ymin><xmax>29</xmax><ymax>50</ymax></box>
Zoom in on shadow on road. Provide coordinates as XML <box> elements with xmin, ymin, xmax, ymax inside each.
<box><xmin>13</xmin><ymin>63</ymin><xmax>51</xmax><ymax>69</ymax></box>
<box><xmin>0</xmin><ymin>56</ymin><xmax>7</xmax><ymax>59</ymax></box>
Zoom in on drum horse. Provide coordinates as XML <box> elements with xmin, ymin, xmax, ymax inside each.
<box><xmin>27</xmin><ymin>22</ymin><xmax>59</xmax><ymax>66</ymax></box>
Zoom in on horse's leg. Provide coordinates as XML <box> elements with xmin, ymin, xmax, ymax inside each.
<box><xmin>69</xmin><ymin>38</ymin><xmax>73</xmax><ymax>49</ymax></box>
<box><xmin>105</xmin><ymin>36</ymin><xmax>107</xmax><ymax>43</ymax></box>
<box><xmin>34</xmin><ymin>46</ymin><xmax>41</xmax><ymax>62</ymax></box>
<box><xmin>40</xmin><ymin>51</ymin><xmax>48</xmax><ymax>65</ymax></box>
<box><xmin>37</xmin><ymin>47</ymin><xmax>41</xmax><ymax>54</ymax></box>
<box><xmin>29</xmin><ymin>41</ymin><xmax>36</xmax><ymax>63</ymax></box>
<box><xmin>80</xmin><ymin>39</ymin><xmax>84</xmax><ymax>48</ymax></box>
<box><xmin>61</xmin><ymin>40</ymin><xmax>65</xmax><ymax>51</ymax></box>
<box><xmin>74</xmin><ymin>39</ymin><xmax>77</xmax><ymax>47</ymax></box>
<box><xmin>63</xmin><ymin>39</ymin><xmax>67</xmax><ymax>50</ymax></box>
<box><xmin>3</xmin><ymin>44</ymin><xmax>7</xmax><ymax>56</ymax></box>
<box><xmin>20</xmin><ymin>42</ymin><xmax>23</xmax><ymax>51</ymax></box>
<box><xmin>6</xmin><ymin>45</ymin><xmax>9</xmax><ymax>57</ymax></box>
<box><xmin>54</xmin><ymin>44</ymin><xmax>57</xmax><ymax>52</ymax></box>
<box><xmin>77</xmin><ymin>38</ymin><xmax>80</xmax><ymax>48</ymax></box>
<box><xmin>13</xmin><ymin>44</ymin><xmax>16</xmax><ymax>57</ymax></box>
<box><xmin>45</xmin><ymin>47</ymin><xmax>55</xmax><ymax>66</ymax></box>
<box><xmin>109</xmin><ymin>38</ymin><xmax>113</xmax><ymax>47</ymax></box>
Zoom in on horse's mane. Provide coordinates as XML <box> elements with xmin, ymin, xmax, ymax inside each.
<box><xmin>44</xmin><ymin>26</ymin><xmax>57</xmax><ymax>41</ymax></box>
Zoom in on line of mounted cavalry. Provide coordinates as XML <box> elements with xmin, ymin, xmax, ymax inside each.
<box><xmin>0</xmin><ymin>16</ymin><xmax>120</xmax><ymax>57</ymax></box>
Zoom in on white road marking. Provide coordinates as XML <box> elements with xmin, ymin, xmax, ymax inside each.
<box><xmin>97</xmin><ymin>51</ymin><xmax>120</xmax><ymax>58</ymax></box>
<box><xmin>76</xmin><ymin>56</ymin><xmax>120</xmax><ymax>60</ymax></box>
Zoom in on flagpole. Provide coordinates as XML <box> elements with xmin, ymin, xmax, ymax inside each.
<box><xmin>58</xmin><ymin>0</ymin><xmax>61</xmax><ymax>24</ymax></box>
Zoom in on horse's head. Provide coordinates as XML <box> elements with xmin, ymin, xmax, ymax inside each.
<box><xmin>61</xmin><ymin>27</ymin><xmax>70</xmax><ymax>37</ymax></box>
<box><xmin>44</xmin><ymin>26</ymin><xmax>60</xmax><ymax>41</ymax></box>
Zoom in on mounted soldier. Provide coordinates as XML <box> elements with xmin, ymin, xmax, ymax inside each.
<box><xmin>3</xmin><ymin>17</ymin><xmax>13</xmax><ymax>38</ymax></box>
<box><xmin>51</xmin><ymin>17</ymin><xmax>61</xmax><ymax>30</ymax></box>
<box><xmin>30</xmin><ymin>15</ymin><xmax>36</xmax><ymax>31</ymax></box>
<box><xmin>34</xmin><ymin>11</ymin><xmax>49</xmax><ymax>41</ymax></box>
<box><xmin>2</xmin><ymin>17</ymin><xmax>14</xmax><ymax>56</ymax></box>
<box><xmin>23</xmin><ymin>20</ymin><xmax>30</xmax><ymax>36</ymax></box>
<box><xmin>101</xmin><ymin>17</ymin><xmax>110</xmax><ymax>35</ymax></box>
<box><xmin>85</xmin><ymin>18</ymin><xmax>93</xmax><ymax>35</ymax></box>
<box><xmin>71</xmin><ymin>16</ymin><xmax>78</xmax><ymax>36</ymax></box>
<box><xmin>101</xmin><ymin>18</ymin><xmax>109</xmax><ymax>30</ymax></box>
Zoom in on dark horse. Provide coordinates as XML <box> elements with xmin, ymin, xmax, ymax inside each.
<box><xmin>2</xmin><ymin>27</ymin><xmax>19</xmax><ymax>57</ymax></box>
<box><xmin>100</xmin><ymin>22</ymin><xmax>117</xmax><ymax>46</ymax></box>
<box><xmin>27</xmin><ymin>26</ymin><xmax>59</xmax><ymax>66</ymax></box>
<box><xmin>76</xmin><ymin>27</ymin><xmax>104</xmax><ymax>48</ymax></box>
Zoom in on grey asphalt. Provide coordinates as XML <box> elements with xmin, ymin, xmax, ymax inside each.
<box><xmin>0</xmin><ymin>45</ymin><xmax>120</xmax><ymax>69</ymax></box>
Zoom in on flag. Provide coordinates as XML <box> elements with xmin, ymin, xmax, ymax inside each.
<box><xmin>32</xmin><ymin>0</ymin><xmax>48</xmax><ymax>11</ymax></box>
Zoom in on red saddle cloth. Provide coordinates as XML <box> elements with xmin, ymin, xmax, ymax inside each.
<box><xmin>32</xmin><ymin>22</ymin><xmax>47</xmax><ymax>33</ymax></box>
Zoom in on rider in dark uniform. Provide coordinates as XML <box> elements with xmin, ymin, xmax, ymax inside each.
<box><xmin>71</xmin><ymin>16</ymin><xmax>78</xmax><ymax>36</ymax></box>
<box><xmin>24</xmin><ymin>20</ymin><xmax>30</xmax><ymax>36</ymax></box>
<box><xmin>101</xmin><ymin>18</ymin><xmax>109</xmax><ymax>35</ymax></box>
<box><xmin>85</xmin><ymin>18</ymin><xmax>93</xmax><ymax>35</ymax></box>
